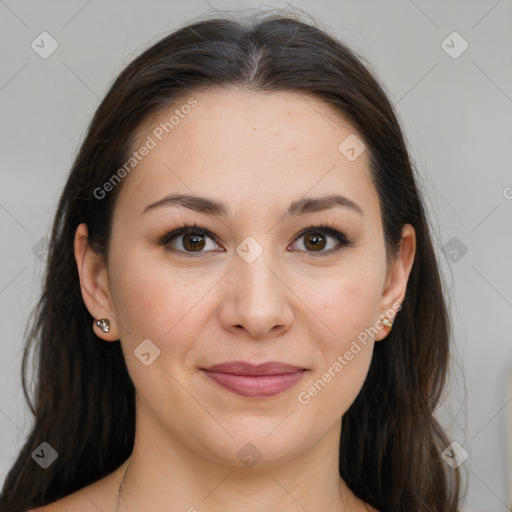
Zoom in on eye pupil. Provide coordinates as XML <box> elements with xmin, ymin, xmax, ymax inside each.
<box><xmin>183</xmin><ymin>234</ymin><xmax>205</xmax><ymax>251</ymax></box>
<box><xmin>164</xmin><ymin>225</ymin><xmax>347</xmax><ymax>258</ymax></box>
<box><xmin>304</xmin><ymin>233</ymin><xmax>326</xmax><ymax>251</ymax></box>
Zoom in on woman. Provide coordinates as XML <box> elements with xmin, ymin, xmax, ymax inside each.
<box><xmin>1</xmin><ymin>10</ymin><xmax>462</xmax><ymax>512</ymax></box>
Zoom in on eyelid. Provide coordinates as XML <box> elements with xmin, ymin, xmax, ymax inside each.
<box><xmin>159</xmin><ymin>224</ymin><xmax>223</xmax><ymax>257</ymax></box>
<box><xmin>159</xmin><ymin>222</ymin><xmax>354</xmax><ymax>257</ymax></box>
<box><xmin>290</xmin><ymin>224</ymin><xmax>354</xmax><ymax>257</ymax></box>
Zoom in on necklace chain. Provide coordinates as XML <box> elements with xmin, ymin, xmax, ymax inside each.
<box><xmin>115</xmin><ymin>457</ymin><xmax>132</xmax><ymax>512</ymax></box>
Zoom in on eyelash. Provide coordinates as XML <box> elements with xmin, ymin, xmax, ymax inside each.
<box><xmin>159</xmin><ymin>221</ymin><xmax>354</xmax><ymax>258</ymax></box>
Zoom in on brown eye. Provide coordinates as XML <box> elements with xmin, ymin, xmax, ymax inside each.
<box><xmin>160</xmin><ymin>223</ymin><xmax>353</xmax><ymax>258</ymax></box>
<box><xmin>160</xmin><ymin>226</ymin><xmax>222</xmax><ymax>257</ymax></box>
<box><xmin>181</xmin><ymin>233</ymin><xmax>207</xmax><ymax>252</ymax></box>
<box><xmin>289</xmin><ymin>224</ymin><xmax>353</xmax><ymax>257</ymax></box>
<box><xmin>303</xmin><ymin>232</ymin><xmax>327</xmax><ymax>251</ymax></box>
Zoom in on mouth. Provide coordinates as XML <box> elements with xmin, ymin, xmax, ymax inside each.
<box><xmin>200</xmin><ymin>361</ymin><xmax>308</xmax><ymax>398</ymax></box>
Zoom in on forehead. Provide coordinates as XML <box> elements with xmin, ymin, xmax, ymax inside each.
<box><xmin>115</xmin><ymin>88</ymin><xmax>379</xmax><ymax>224</ymax></box>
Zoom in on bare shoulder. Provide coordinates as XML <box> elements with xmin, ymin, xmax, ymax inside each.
<box><xmin>26</xmin><ymin>460</ymin><xmax>128</xmax><ymax>512</ymax></box>
<box><xmin>26</xmin><ymin>490</ymin><xmax>104</xmax><ymax>511</ymax></box>
<box><xmin>26</xmin><ymin>487</ymin><xmax>110</xmax><ymax>512</ymax></box>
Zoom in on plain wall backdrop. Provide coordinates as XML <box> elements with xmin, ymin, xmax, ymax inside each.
<box><xmin>1</xmin><ymin>0</ymin><xmax>511</xmax><ymax>510</ymax></box>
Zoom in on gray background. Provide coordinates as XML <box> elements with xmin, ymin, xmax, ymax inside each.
<box><xmin>1</xmin><ymin>0</ymin><xmax>511</xmax><ymax>510</ymax></box>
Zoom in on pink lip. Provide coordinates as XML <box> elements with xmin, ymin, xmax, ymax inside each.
<box><xmin>201</xmin><ymin>361</ymin><xmax>307</xmax><ymax>398</ymax></box>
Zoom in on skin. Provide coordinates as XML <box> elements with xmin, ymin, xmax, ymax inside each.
<box><xmin>35</xmin><ymin>88</ymin><xmax>415</xmax><ymax>512</ymax></box>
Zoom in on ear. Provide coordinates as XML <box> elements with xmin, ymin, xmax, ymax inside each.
<box><xmin>74</xmin><ymin>223</ymin><xmax>119</xmax><ymax>341</ymax></box>
<box><xmin>374</xmin><ymin>223</ymin><xmax>416</xmax><ymax>341</ymax></box>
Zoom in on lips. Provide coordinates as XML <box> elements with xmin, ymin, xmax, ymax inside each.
<box><xmin>200</xmin><ymin>361</ymin><xmax>307</xmax><ymax>398</ymax></box>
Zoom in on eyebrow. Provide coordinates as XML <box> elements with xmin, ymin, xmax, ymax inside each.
<box><xmin>141</xmin><ymin>193</ymin><xmax>364</xmax><ymax>217</ymax></box>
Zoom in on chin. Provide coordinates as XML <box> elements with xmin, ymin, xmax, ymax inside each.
<box><xmin>197</xmin><ymin>416</ymin><xmax>312</xmax><ymax>468</ymax></box>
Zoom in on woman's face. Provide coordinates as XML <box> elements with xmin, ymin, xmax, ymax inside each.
<box><xmin>76</xmin><ymin>88</ymin><xmax>415</xmax><ymax>467</ymax></box>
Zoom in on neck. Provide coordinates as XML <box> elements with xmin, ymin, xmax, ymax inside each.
<box><xmin>115</xmin><ymin>410</ymin><xmax>361</xmax><ymax>512</ymax></box>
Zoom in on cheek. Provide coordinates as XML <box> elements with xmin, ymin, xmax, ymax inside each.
<box><xmin>108</xmin><ymin>251</ymin><xmax>215</xmax><ymax>410</ymax></box>
<box><xmin>297</xmin><ymin>343</ymin><xmax>373</xmax><ymax>429</ymax></box>
<box><xmin>292</xmin><ymin>263</ymin><xmax>382</xmax><ymax>417</ymax></box>
<box><xmin>295</xmin><ymin>274</ymin><xmax>379</xmax><ymax>422</ymax></box>
<box><xmin>108</xmin><ymin>248</ymin><xmax>191</xmax><ymax>345</ymax></box>
<box><xmin>300</xmin><ymin>260</ymin><xmax>384</xmax><ymax>345</ymax></box>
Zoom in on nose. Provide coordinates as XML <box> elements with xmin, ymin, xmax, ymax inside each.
<box><xmin>218</xmin><ymin>247</ymin><xmax>295</xmax><ymax>340</ymax></box>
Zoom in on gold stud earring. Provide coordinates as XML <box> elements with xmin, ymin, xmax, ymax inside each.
<box><xmin>381</xmin><ymin>317</ymin><xmax>393</xmax><ymax>330</ymax></box>
<box><xmin>96</xmin><ymin>318</ymin><xmax>111</xmax><ymax>333</ymax></box>
<box><xmin>380</xmin><ymin>313</ymin><xmax>394</xmax><ymax>331</ymax></box>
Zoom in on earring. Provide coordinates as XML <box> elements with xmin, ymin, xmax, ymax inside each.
<box><xmin>381</xmin><ymin>317</ymin><xmax>393</xmax><ymax>330</ymax></box>
<box><xmin>96</xmin><ymin>318</ymin><xmax>110</xmax><ymax>333</ymax></box>
<box><xmin>380</xmin><ymin>313</ymin><xmax>393</xmax><ymax>331</ymax></box>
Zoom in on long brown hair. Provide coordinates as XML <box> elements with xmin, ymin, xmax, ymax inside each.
<box><xmin>1</xmin><ymin>10</ymin><xmax>463</xmax><ymax>511</ymax></box>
